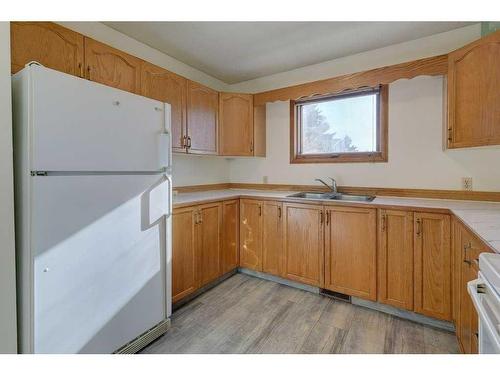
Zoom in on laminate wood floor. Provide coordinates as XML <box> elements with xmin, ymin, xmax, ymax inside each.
<box><xmin>141</xmin><ymin>273</ymin><xmax>460</xmax><ymax>354</ymax></box>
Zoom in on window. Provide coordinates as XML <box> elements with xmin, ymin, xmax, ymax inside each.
<box><xmin>291</xmin><ymin>85</ymin><xmax>388</xmax><ymax>163</ymax></box>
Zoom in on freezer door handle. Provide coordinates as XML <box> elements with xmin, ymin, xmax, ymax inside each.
<box><xmin>159</xmin><ymin>131</ymin><xmax>171</xmax><ymax>170</ymax></box>
<box><xmin>166</xmin><ymin>174</ymin><xmax>172</xmax><ymax>219</ymax></box>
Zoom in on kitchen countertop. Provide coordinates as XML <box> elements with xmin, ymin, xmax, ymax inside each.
<box><xmin>173</xmin><ymin>188</ymin><xmax>500</xmax><ymax>253</ymax></box>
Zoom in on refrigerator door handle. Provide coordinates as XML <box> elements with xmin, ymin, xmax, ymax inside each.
<box><xmin>165</xmin><ymin>174</ymin><xmax>172</xmax><ymax>219</ymax></box>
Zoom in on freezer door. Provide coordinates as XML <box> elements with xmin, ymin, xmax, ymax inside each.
<box><xmin>30</xmin><ymin>175</ymin><xmax>170</xmax><ymax>353</ymax></box>
<box><xmin>29</xmin><ymin>65</ymin><xmax>170</xmax><ymax>172</ymax></box>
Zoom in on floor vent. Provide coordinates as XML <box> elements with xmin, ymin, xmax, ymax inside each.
<box><xmin>114</xmin><ymin>318</ymin><xmax>171</xmax><ymax>354</ymax></box>
<box><xmin>320</xmin><ymin>289</ymin><xmax>351</xmax><ymax>302</ymax></box>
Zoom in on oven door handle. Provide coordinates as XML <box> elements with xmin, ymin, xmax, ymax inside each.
<box><xmin>468</xmin><ymin>278</ymin><xmax>500</xmax><ymax>353</ymax></box>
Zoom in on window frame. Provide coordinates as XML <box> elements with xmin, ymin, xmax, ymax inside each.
<box><xmin>290</xmin><ymin>85</ymin><xmax>388</xmax><ymax>164</ymax></box>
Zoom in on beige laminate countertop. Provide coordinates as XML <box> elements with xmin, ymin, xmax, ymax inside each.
<box><xmin>173</xmin><ymin>188</ymin><xmax>500</xmax><ymax>254</ymax></box>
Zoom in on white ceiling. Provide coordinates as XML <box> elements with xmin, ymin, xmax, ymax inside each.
<box><xmin>104</xmin><ymin>22</ymin><xmax>471</xmax><ymax>84</ymax></box>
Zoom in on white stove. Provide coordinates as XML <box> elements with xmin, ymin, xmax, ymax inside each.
<box><xmin>468</xmin><ymin>253</ymin><xmax>500</xmax><ymax>354</ymax></box>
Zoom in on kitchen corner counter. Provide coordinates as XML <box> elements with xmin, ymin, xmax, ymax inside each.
<box><xmin>173</xmin><ymin>188</ymin><xmax>500</xmax><ymax>253</ymax></box>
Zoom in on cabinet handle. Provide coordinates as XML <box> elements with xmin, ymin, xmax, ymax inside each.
<box><xmin>78</xmin><ymin>63</ymin><xmax>83</xmax><ymax>77</ymax></box>
<box><xmin>381</xmin><ymin>213</ymin><xmax>387</xmax><ymax>232</ymax></box>
<box><xmin>326</xmin><ymin>211</ymin><xmax>330</xmax><ymax>225</ymax></box>
<box><xmin>250</xmin><ymin>142</ymin><xmax>254</xmax><ymax>153</ymax></box>
<box><xmin>416</xmin><ymin>218</ymin><xmax>421</xmax><ymax>237</ymax></box>
<box><xmin>320</xmin><ymin>211</ymin><xmax>324</xmax><ymax>224</ymax></box>
<box><xmin>198</xmin><ymin>210</ymin><xmax>203</xmax><ymax>224</ymax></box>
<box><xmin>463</xmin><ymin>242</ymin><xmax>471</xmax><ymax>265</ymax></box>
<box><xmin>86</xmin><ymin>65</ymin><xmax>91</xmax><ymax>79</ymax></box>
<box><xmin>182</xmin><ymin>135</ymin><xmax>187</xmax><ymax>148</ymax></box>
<box><xmin>278</xmin><ymin>206</ymin><xmax>281</xmax><ymax>218</ymax></box>
<box><xmin>259</xmin><ymin>205</ymin><xmax>262</xmax><ymax>216</ymax></box>
<box><xmin>447</xmin><ymin>127</ymin><xmax>453</xmax><ymax>142</ymax></box>
<box><xmin>186</xmin><ymin>136</ymin><xmax>192</xmax><ymax>149</ymax></box>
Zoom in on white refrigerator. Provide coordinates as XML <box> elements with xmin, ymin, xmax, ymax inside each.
<box><xmin>12</xmin><ymin>64</ymin><xmax>172</xmax><ymax>354</ymax></box>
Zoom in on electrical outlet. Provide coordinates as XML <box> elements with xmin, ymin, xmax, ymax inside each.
<box><xmin>263</xmin><ymin>176</ymin><xmax>268</xmax><ymax>184</ymax></box>
<box><xmin>462</xmin><ymin>177</ymin><xmax>473</xmax><ymax>191</ymax></box>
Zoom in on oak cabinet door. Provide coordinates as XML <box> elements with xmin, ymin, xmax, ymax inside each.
<box><xmin>324</xmin><ymin>206</ymin><xmax>377</xmax><ymax>300</ymax></box>
<box><xmin>219</xmin><ymin>93</ymin><xmax>254</xmax><ymax>156</ymax></box>
<box><xmin>172</xmin><ymin>206</ymin><xmax>197</xmax><ymax>303</ymax></box>
<box><xmin>239</xmin><ymin>199</ymin><xmax>263</xmax><ymax>271</ymax></box>
<box><xmin>448</xmin><ymin>30</ymin><xmax>500</xmax><ymax>148</ymax></box>
<box><xmin>186</xmin><ymin>80</ymin><xmax>218</xmax><ymax>154</ymax></box>
<box><xmin>141</xmin><ymin>61</ymin><xmax>187</xmax><ymax>152</ymax></box>
<box><xmin>455</xmin><ymin>223</ymin><xmax>492</xmax><ymax>353</ymax></box>
<box><xmin>253</xmin><ymin>104</ymin><xmax>266</xmax><ymax>157</ymax></box>
<box><xmin>221</xmin><ymin>200</ymin><xmax>240</xmax><ymax>274</ymax></box>
<box><xmin>262</xmin><ymin>201</ymin><xmax>283</xmax><ymax>277</ymax></box>
<box><xmin>378</xmin><ymin>209</ymin><xmax>414</xmax><ymax>309</ymax></box>
<box><xmin>283</xmin><ymin>203</ymin><xmax>324</xmax><ymax>287</ymax></box>
<box><xmin>10</xmin><ymin>22</ymin><xmax>84</xmax><ymax>76</ymax></box>
<box><xmin>84</xmin><ymin>38</ymin><xmax>142</xmax><ymax>94</ymax></box>
<box><xmin>414</xmin><ymin>212</ymin><xmax>452</xmax><ymax>321</ymax></box>
<box><xmin>197</xmin><ymin>202</ymin><xmax>222</xmax><ymax>285</ymax></box>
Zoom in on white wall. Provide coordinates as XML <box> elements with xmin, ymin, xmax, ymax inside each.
<box><xmin>0</xmin><ymin>22</ymin><xmax>18</xmax><ymax>353</ymax></box>
<box><xmin>228</xmin><ymin>76</ymin><xmax>500</xmax><ymax>191</ymax></box>
<box><xmin>172</xmin><ymin>154</ymin><xmax>230</xmax><ymax>187</ymax></box>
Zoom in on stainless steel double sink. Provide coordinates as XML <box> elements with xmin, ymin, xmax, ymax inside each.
<box><xmin>287</xmin><ymin>191</ymin><xmax>375</xmax><ymax>202</ymax></box>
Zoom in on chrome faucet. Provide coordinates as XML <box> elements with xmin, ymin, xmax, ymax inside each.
<box><xmin>315</xmin><ymin>177</ymin><xmax>338</xmax><ymax>194</ymax></box>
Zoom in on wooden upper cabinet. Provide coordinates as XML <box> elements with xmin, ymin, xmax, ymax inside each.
<box><xmin>197</xmin><ymin>202</ymin><xmax>222</xmax><ymax>286</ymax></box>
<box><xmin>186</xmin><ymin>80</ymin><xmax>218</xmax><ymax>154</ymax></box>
<box><xmin>221</xmin><ymin>200</ymin><xmax>240</xmax><ymax>274</ymax></box>
<box><xmin>239</xmin><ymin>199</ymin><xmax>263</xmax><ymax>271</ymax></box>
<box><xmin>283</xmin><ymin>203</ymin><xmax>324</xmax><ymax>287</ymax></box>
<box><xmin>414</xmin><ymin>212</ymin><xmax>452</xmax><ymax>321</ymax></box>
<box><xmin>324</xmin><ymin>206</ymin><xmax>377</xmax><ymax>301</ymax></box>
<box><xmin>253</xmin><ymin>104</ymin><xmax>266</xmax><ymax>157</ymax></box>
<box><xmin>84</xmin><ymin>38</ymin><xmax>142</xmax><ymax>94</ymax></box>
<box><xmin>140</xmin><ymin>61</ymin><xmax>187</xmax><ymax>152</ymax></box>
<box><xmin>10</xmin><ymin>22</ymin><xmax>84</xmax><ymax>76</ymax></box>
<box><xmin>378</xmin><ymin>209</ymin><xmax>414</xmax><ymax>310</ymax></box>
<box><xmin>447</xmin><ymin>30</ymin><xmax>500</xmax><ymax>148</ymax></box>
<box><xmin>172</xmin><ymin>206</ymin><xmax>197</xmax><ymax>303</ymax></box>
<box><xmin>262</xmin><ymin>201</ymin><xmax>283</xmax><ymax>277</ymax></box>
<box><xmin>219</xmin><ymin>93</ymin><xmax>254</xmax><ymax>156</ymax></box>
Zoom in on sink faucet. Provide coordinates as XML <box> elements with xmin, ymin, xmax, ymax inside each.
<box><xmin>315</xmin><ymin>178</ymin><xmax>338</xmax><ymax>194</ymax></box>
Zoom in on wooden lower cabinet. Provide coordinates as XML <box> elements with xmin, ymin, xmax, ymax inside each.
<box><xmin>378</xmin><ymin>209</ymin><xmax>414</xmax><ymax>310</ymax></box>
<box><xmin>240</xmin><ymin>199</ymin><xmax>263</xmax><ymax>270</ymax></box>
<box><xmin>282</xmin><ymin>203</ymin><xmax>324</xmax><ymax>287</ymax></box>
<box><xmin>172</xmin><ymin>202</ymin><xmax>222</xmax><ymax>303</ymax></box>
<box><xmin>262</xmin><ymin>201</ymin><xmax>283</xmax><ymax>276</ymax></box>
<box><xmin>454</xmin><ymin>219</ymin><xmax>493</xmax><ymax>353</ymax></box>
<box><xmin>324</xmin><ymin>206</ymin><xmax>377</xmax><ymax>300</ymax></box>
<box><xmin>221</xmin><ymin>200</ymin><xmax>239</xmax><ymax>274</ymax></box>
<box><xmin>414</xmin><ymin>212</ymin><xmax>452</xmax><ymax>321</ymax></box>
<box><xmin>197</xmin><ymin>202</ymin><xmax>223</xmax><ymax>286</ymax></box>
<box><xmin>172</xmin><ymin>206</ymin><xmax>197</xmax><ymax>303</ymax></box>
<box><xmin>239</xmin><ymin>199</ymin><xmax>283</xmax><ymax>276</ymax></box>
